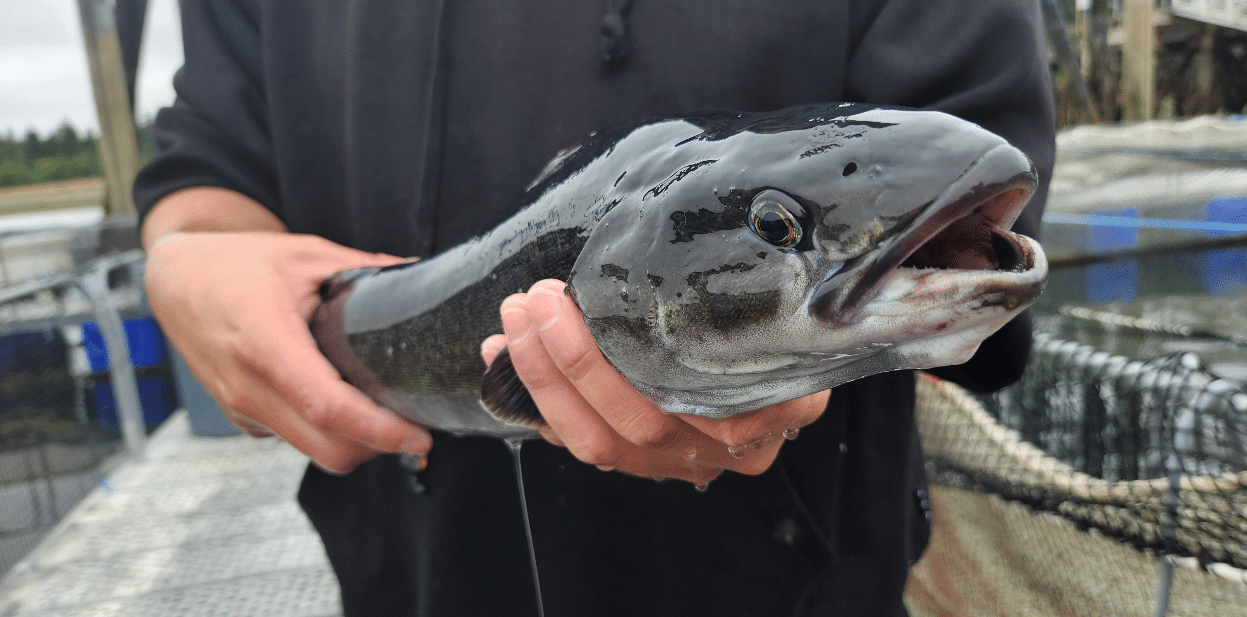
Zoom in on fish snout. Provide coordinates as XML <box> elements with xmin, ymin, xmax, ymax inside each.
<box><xmin>808</xmin><ymin>144</ymin><xmax>1040</xmax><ymax>327</ymax></box>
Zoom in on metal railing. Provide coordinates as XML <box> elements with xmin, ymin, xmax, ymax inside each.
<box><xmin>0</xmin><ymin>250</ymin><xmax>148</xmax><ymax>458</ymax></box>
<box><xmin>0</xmin><ymin>249</ymin><xmax>160</xmax><ymax>578</ymax></box>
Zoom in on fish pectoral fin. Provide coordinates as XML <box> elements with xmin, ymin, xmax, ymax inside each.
<box><xmin>480</xmin><ymin>346</ymin><xmax>546</xmax><ymax>429</ymax></box>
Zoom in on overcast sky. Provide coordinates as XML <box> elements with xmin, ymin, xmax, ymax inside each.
<box><xmin>0</xmin><ymin>0</ymin><xmax>182</xmax><ymax>138</ymax></box>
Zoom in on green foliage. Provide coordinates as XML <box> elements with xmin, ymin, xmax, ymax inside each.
<box><xmin>1059</xmin><ymin>0</ymin><xmax>1078</xmax><ymax>24</ymax></box>
<box><xmin>0</xmin><ymin>121</ymin><xmax>103</xmax><ymax>189</ymax></box>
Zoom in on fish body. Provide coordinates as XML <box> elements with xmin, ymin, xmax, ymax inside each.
<box><xmin>311</xmin><ymin>103</ymin><xmax>1047</xmax><ymax>438</ymax></box>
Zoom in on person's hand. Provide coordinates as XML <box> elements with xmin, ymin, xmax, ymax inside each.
<box><xmin>481</xmin><ymin>279</ymin><xmax>829</xmax><ymax>486</ymax></box>
<box><xmin>145</xmin><ymin>230</ymin><xmax>433</xmax><ymax>474</ymax></box>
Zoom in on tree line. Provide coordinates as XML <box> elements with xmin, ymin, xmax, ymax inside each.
<box><xmin>0</xmin><ymin>123</ymin><xmax>103</xmax><ymax>189</ymax></box>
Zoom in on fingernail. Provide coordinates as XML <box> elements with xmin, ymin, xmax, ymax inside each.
<box><xmin>499</xmin><ymin>295</ymin><xmax>527</xmax><ymax>313</ymax></box>
<box><xmin>532</xmin><ymin>280</ymin><xmax>566</xmax><ymax>295</ymax></box>
<box><xmin>597</xmin><ymin>465</ymin><xmax>614</xmax><ymax>472</ymax></box>
<box><xmin>681</xmin><ymin>449</ymin><xmax>698</xmax><ymax>462</ymax></box>
<box><xmin>399</xmin><ymin>436</ymin><xmax>431</xmax><ymax>457</ymax></box>
<box><xmin>727</xmin><ymin>445</ymin><xmax>747</xmax><ymax>459</ymax></box>
<box><xmin>529</xmin><ymin>288</ymin><xmax>564</xmax><ymax>331</ymax></box>
<box><xmin>693</xmin><ymin>483</ymin><xmax>710</xmax><ymax>493</ymax></box>
<box><xmin>500</xmin><ymin>307</ymin><xmax>534</xmax><ymax>346</ymax></box>
<box><xmin>401</xmin><ymin>453</ymin><xmax>428</xmax><ymax>472</ymax></box>
<box><xmin>783</xmin><ymin>428</ymin><xmax>800</xmax><ymax>440</ymax></box>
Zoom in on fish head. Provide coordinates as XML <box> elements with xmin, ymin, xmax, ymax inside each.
<box><xmin>568</xmin><ymin>104</ymin><xmax>1047</xmax><ymax>416</ymax></box>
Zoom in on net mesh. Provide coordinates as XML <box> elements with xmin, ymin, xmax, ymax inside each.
<box><xmin>907</xmin><ymin>324</ymin><xmax>1247</xmax><ymax>617</ymax></box>
<box><xmin>0</xmin><ymin>266</ymin><xmax>148</xmax><ymax>579</ymax></box>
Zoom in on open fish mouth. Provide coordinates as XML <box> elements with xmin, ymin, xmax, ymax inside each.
<box><xmin>891</xmin><ymin>175</ymin><xmax>1039</xmax><ymax>279</ymax></box>
<box><xmin>813</xmin><ymin>144</ymin><xmax>1046</xmax><ymax>325</ymax></box>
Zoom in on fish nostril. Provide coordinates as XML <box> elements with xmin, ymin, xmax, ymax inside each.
<box><xmin>842</xmin><ymin>162</ymin><xmax>858</xmax><ymax>176</ymax></box>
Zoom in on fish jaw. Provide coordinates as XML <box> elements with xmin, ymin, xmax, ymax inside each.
<box><xmin>844</xmin><ymin>232</ymin><xmax>1047</xmax><ymax>368</ymax></box>
<box><xmin>803</xmin><ymin>141</ymin><xmax>1047</xmax><ymax>374</ymax></box>
<box><xmin>809</xmin><ymin>143</ymin><xmax>1042</xmax><ymax>327</ymax></box>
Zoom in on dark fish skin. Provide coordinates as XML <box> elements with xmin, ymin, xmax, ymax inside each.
<box><xmin>310</xmin><ymin>103</ymin><xmax>1047</xmax><ymax>437</ymax></box>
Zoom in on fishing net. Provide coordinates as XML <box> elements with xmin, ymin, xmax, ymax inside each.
<box><xmin>906</xmin><ymin>321</ymin><xmax>1247</xmax><ymax>616</ymax></box>
<box><xmin>0</xmin><ymin>248</ymin><xmax>159</xmax><ymax>580</ymax></box>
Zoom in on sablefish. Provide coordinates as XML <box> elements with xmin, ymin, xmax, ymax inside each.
<box><xmin>310</xmin><ymin>103</ymin><xmax>1047</xmax><ymax>439</ymax></box>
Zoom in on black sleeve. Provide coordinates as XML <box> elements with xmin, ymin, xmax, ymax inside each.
<box><xmin>847</xmin><ymin>0</ymin><xmax>1056</xmax><ymax>391</ymax></box>
<box><xmin>131</xmin><ymin>0</ymin><xmax>282</xmax><ymax>222</ymax></box>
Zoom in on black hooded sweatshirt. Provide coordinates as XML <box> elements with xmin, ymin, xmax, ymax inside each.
<box><xmin>134</xmin><ymin>1</ymin><xmax>1055</xmax><ymax>615</ymax></box>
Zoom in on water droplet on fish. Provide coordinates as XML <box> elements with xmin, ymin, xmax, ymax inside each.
<box><xmin>728</xmin><ymin>445</ymin><xmax>747</xmax><ymax>459</ymax></box>
<box><xmin>385</xmin><ymin>345</ymin><xmax>394</xmax><ymax>357</ymax></box>
<box><xmin>839</xmin><ymin>442</ymin><xmax>848</xmax><ymax>453</ymax></box>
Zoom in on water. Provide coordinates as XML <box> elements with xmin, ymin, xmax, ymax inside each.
<box><xmin>1037</xmin><ymin>245</ymin><xmax>1247</xmax><ymax>379</ymax></box>
<box><xmin>504</xmin><ymin>438</ymin><xmax>545</xmax><ymax>617</ymax></box>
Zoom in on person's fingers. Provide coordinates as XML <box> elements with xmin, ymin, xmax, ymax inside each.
<box><xmin>145</xmin><ymin>231</ymin><xmax>433</xmax><ymax>473</ymax></box>
<box><xmin>222</xmin><ymin>367</ymin><xmax>381</xmax><ymax>474</ymax></box>
<box><xmin>500</xmin><ymin>294</ymin><xmax>721</xmax><ymax>483</ymax></box>
<box><xmin>241</xmin><ymin>322</ymin><xmax>433</xmax><ymax>457</ymax></box>
<box><xmin>518</xmin><ymin>280</ymin><xmax>804</xmax><ymax>475</ymax></box>
<box><xmin>222</xmin><ymin>407</ymin><xmax>274</xmax><ymax>437</ymax></box>
<box><xmin>521</xmin><ymin>281</ymin><xmax>698</xmax><ymax>454</ymax></box>
<box><xmin>480</xmin><ymin>334</ymin><xmax>508</xmax><ymax>366</ymax></box>
<box><xmin>491</xmin><ymin>278</ymin><xmax>815</xmax><ymax>481</ymax></box>
<box><xmin>680</xmin><ymin>389</ymin><xmax>830</xmax><ymax>454</ymax></box>
<box><xmin>275</xmin><ymin>235</ymin><xmax>412</xmax><ymax>319</ymax></box>
<box><xmin>500</xmin><ymin>294</ymin><xmax>623</xmax><ymax>467</ymax></box>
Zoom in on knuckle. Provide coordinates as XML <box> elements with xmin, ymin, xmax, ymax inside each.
<box><xmin>216</xmin><ymin>389</ymin><xmax>253</xmax><ymax>418</ymax></box>
<box><xmin>317</xmin><ymin>442</ymin><xmax>380</xmax><ymax>476</ymax></box>
<box><xmin>549</xmin><ymin>337</ymin><xmax>597</xmax><ymax>382</ymax></box>
<box><xmin>514</xmin><ymin>361</ymin><xmax>557</xmax><ymax>391</ymax></box>
<box><xmin>505</xmin><ymin>347</ymin><xmax>558</xmax><ymax>391</ymax></box>
<box><xmin>380</xmin><ymin>432</ymin><xmax>412</xmax><ymax>454</ymax></box>
<box><xmin>314</xmin><ymin>451</ymin><xmax>360</xmax><ymax>476</ymax></box>
<box><xmin>217</xmin><ymin>390</ymin><xmax>244</xmax><ymax>414</ymax></box>
<box><xmin>300</xmin><ymin>397</ymin><xmax>336</xmax><ymax>429</ymax></box>
<box><xmin>798</xmin><ymin>391</ymin><xmax>829</xmax><ymax>418</ymax></box>
<box><xmin>228</xmin><ymin>335</ymin><xmax>265</xmax><ymax>368</ymax></box>
<box><xmin>724</xmin><ymin>413</ymin><xmax>773</xmax><ymax>448</ymax></box>
<box><xmin>619</xmin><ymin>413</ymin><xmax>677</xmax><ymax>450</ymax></box>
<box><xmin>569</xmin><ymin>438</ymin><xmax>621</xmax><ymax>468</ymax></box>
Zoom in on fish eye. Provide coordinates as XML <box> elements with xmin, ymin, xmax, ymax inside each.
<box><xmin>749</xmin><ymin>190</ymin><xmax>803</xmax><ymax>248</ymax></box>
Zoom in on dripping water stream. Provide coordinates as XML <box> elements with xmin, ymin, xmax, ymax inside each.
<box><xmin>505</xmin><ymin>438</ymin><xmax>546</xmax><ymax>617</ymax></box>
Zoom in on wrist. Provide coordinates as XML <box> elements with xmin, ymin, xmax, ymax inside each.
<box><xmin>141</xmin><ymin>187</ymin><xmax>288</xmax><ymax>250</ymax></box>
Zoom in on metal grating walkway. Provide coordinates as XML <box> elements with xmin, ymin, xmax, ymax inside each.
<box><xmin>0</xmin><ymin>411</ymin><xmax>341</xmax><ymax>617</ymax></box>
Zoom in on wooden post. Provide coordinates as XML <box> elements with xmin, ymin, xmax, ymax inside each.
<box><xmin>77</xmin><ymin>0</ymin><xmax>141</xmax><ymax>217</ymax></box>
<box><xmin>1121</xmin><ymin>0</ymin><xmax>1156</xmax><ymax>122</ymax></box>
